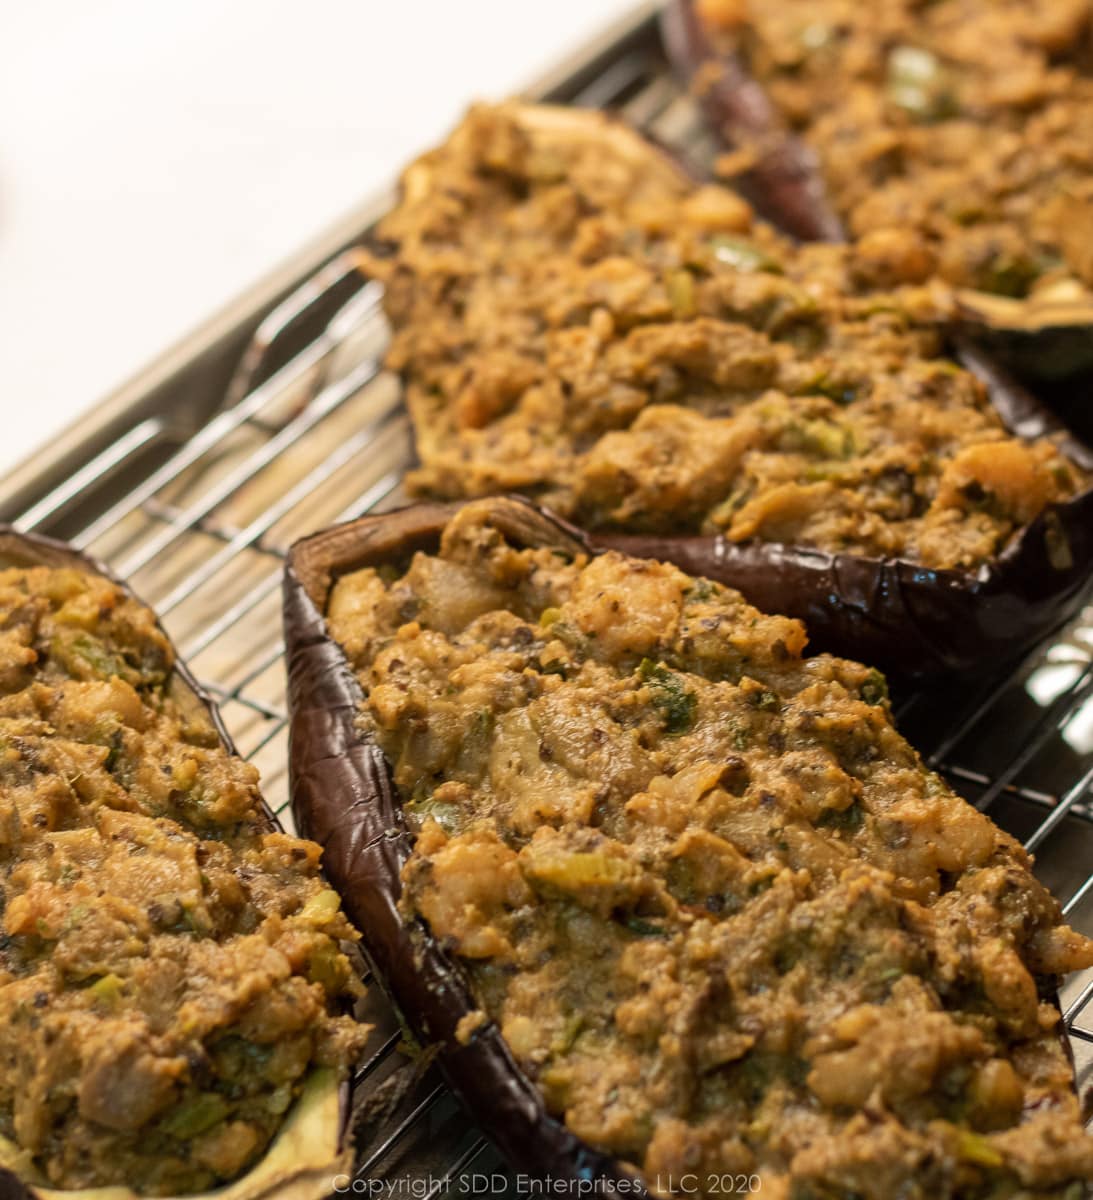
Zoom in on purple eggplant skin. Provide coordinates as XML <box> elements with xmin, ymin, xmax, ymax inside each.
<box><xmin>659</xmin><ymin>0</ymin><xmax>845</xmax><ymax>243</ymax></box>
<box><xmin>285</xmin><ymin>501</ymin><xmax>648</xmax><ymax>1200</ymax></box>
<box><xmin>0</xmin><ymin>526</ymin><xmax>353</xmax><ymax>1200</ymax></box>
<box><xmin>0</xmin><ymin>1173</ymin><xmax>29</xmax><ymax>1200</ymax></box>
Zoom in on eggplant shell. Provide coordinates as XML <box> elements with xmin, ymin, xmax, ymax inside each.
<box><xmin>659</xmin><ymin>0</ymin><xmax>1093</xmax><ymax>381</ymax></box>
<box><xmin>0</xmin><ymin>527</ymin><xmax>354</xmax><ymax>1200</ymax></box>
<box><xmin>283</xmin><ymin>496</ymin><xmax>1085</xmax><ymax>1194</ymax></box>
<box><xmin>954</xmin><ymin>290</ymin><xmax>1093</xmax><ymax>387</ymax></box>
<box><xmin>284</xmin><ymin>499</ymin><xmax>647</xmax><ymax>1199</ymax></box>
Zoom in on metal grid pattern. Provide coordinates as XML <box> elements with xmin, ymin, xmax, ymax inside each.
<box><xmin>9</xmin><ymin>21</ymin><xmax>1093</xmax><ymax>1194</ymax></box>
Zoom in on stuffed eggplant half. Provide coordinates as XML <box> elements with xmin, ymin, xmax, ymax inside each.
<box><xmin>359</xmin><ymin>101</ymin><xmax>1093</xmax><ymax>675</ymax></box>
<box><xmin>0</xmin><ymin>528</ymin><xmax>370</xmax><ymax>1198</ymax></box>
<box><xmin>660</xmin><ymin>0</ymin><xmax>1093</xmax><ymax>383</ymax></box>
<box><xmin>284</xmin><ymin>496</ymin><xmax>1093</xmax><ymax>1200</ymax></box>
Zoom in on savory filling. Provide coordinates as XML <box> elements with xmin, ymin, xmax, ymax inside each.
<box><xmin>329</xmin><ymin>503</ymin><xmax>1093</xmax><ymax>1200</ymax></box>
<box><xmin>696</xmin><ymin>0</ymin><xmax>1093</xmax><ymax>302</ymax></box>
<box><xmin>0</xmin><ymin>566</ymin><xmax>369</xmax><ymax>1194</ymax></box>
<box><xmin>361</xmin><ymin>104</ymin><xmax>1087</xmax><ymax>569</ymax></box>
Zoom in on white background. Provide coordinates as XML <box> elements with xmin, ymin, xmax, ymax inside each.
<box><xmin>0</xmin><ymin>0</ymin><xmax>641</xmax><ymax>482</ymax></box>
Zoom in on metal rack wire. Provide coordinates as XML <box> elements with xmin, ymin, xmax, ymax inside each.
<box><xmin>6</xmin><ymin>13</ymin><xmax>1091</xmax><ymax>1194</ymax></box>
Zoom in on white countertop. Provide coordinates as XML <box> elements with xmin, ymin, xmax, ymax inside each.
<box><xmin>0</xmin><ymin>0</ymin><xmax>643</xmax><ymax>484</ymax></box>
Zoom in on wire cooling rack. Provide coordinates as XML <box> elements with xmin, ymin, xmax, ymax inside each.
<box><xmin>5</xmin><ymin>11</ymin><xmax>1091</xmax><ymax>1194</ymax></box>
